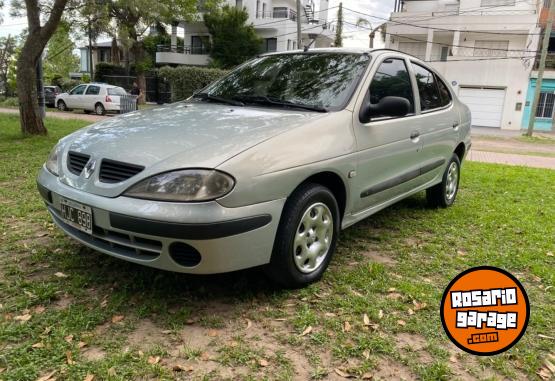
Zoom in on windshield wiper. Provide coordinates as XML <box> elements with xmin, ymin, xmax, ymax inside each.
<box><xmin>233</xmin><ymin>95</ymin><xmax>328</xmax><ymax>113</ymax></box>
<box><xmin>193</xmin><ymin>92</ymin><xmax>245</xmax><ymax>107</ymax></box>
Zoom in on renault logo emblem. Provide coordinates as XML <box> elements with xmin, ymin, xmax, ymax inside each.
<box><xmin>83</xmin><ymin>160</ymin><xmax>96</xmax><ymax>179</ymax></box>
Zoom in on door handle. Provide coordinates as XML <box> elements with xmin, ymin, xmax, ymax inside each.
<box><xmin>410</xmin><ymin>131</ymin><xmax>420</xmax><ymax>140</ymax></box>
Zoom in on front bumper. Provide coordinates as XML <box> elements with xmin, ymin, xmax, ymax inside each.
<box><xmin>37</xmin><ymin>168</ymin><xmax>285</xmax><ymax>274</ymax></box>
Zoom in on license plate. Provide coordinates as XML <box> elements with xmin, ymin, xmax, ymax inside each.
<box><xmin>60</xmin><ymin>198</ymin><xmax>93</xmax><ymax>235</ymax></box>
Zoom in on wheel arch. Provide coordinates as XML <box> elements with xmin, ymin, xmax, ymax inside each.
<box><xmin>293</xmin><ymin>171</ymin><xmax>348</xmax><ymax>221</ymax></box>
<box><xmin>454</xmin><ymin>142</ymin><xmax>466</xmax><ymax>162</ymax></box>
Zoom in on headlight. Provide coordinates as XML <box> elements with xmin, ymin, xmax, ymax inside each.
<box><xmin>45</xmin><ymin>143</ymin><xmax>60</xmax><ymax>176</ymax></box>
<box><xmin>124</xmin><ymin>169</ymin><xmax>235</xmax><ymax>202</ymax></box>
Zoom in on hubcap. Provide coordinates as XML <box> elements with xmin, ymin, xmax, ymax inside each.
<box><xmin>96</xmin><ymin>105</ymin><xmax>103</xmax><ymax>115</ymax></box>
<box><xmin>445</xmin><ymin>162</ymin><xmax>459</xmax><ymax>201</ymax></box>
<box><xmin>293</xmin><ymin>202</ymin><xmax>334</xmax><ymax>274</ymax></box>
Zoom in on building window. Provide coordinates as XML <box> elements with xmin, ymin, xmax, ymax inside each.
<box><xmin>256</xmin><ymin>0</ymin><xmax>260</xmax><ymax>17</ymax></box>
<box><xmin>191</xmin><ymin>36</ymin><xmax>208</xmax><ymax>54</ymax></box>
<box><xmin>264</xmin><ymin>38</ymin><xmax>277</xmax><ymax>52</ymax></box>
<box><xmin>480</xmin><ymin>0</ymin><xmax>516</xmax><ymax>6</ymax></box>
<box><xmin>236</xmin><ymin>0</ymin><xmax>242</xmax><ymax>8</ymax></box>
<box><xmin>262</xmin><ymin>3</ymin><xmax>267</xmax><ymax>18</ymax></box>
<box><xmin>292</xmin><ymin>41</ymin><xmax>296</xmax><ymax>50</ymax></box>
<box><xmin>398</xmin><ymin>42</ymin><xmax>426</xmax><ymax>60</ymax></box>
<box><xmin>536</xmin><ymin>92</ymin><xmax>555</xmax><ymax>118</ymax></box>
<box><xmin>98</xmin><ymin>48</ymin><xmax>111</xmax><ymax>63</ymax></box>
<box><xmin>273</xmin><ymin>7</ymin><xmax>288</xmax><ymax>18</ymax></box>
<box><xmin>474</xmin><ymin>40</ymin><xmax>509</xmax><ymax>57</ymax></box>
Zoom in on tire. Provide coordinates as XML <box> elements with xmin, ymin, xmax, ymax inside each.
<box><xmin>426</xmin><ymin>154</ymin><xmax>461</xmax><ymax>208</ymax></box>
<box><xmin>57</xmin><ymin>100</ymin><xmax>67</xmax><ymax>112</ymax></box>
<box><xmin>94</xmin><ymin>103</ymin><xmax>106</xmax><ymax>116</ymax></box>
<box><xmin>264</xmin><ymin>183</ymin><xmax>340</xmax><ymax>288</ymax></box>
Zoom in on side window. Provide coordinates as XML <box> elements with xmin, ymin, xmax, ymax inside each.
<box><xmin>412</xmin><ymin>63</ymin><xmax>443</xmax><ymax>111</ymax></box>
<box><xmin>436</xmin><ymin>76</ymin><xmax>452</xmax><ymax>107</ymax></box>
<box><xmin>369</xmin><ymin>58</ymin><xmax>415</xmax><ymax>118</ymax></box>
<box><xmin>85</xmin><ymin>85</ymin><xmax>100</xmax><ymax>95</ymax></box>
<box><xmin>70</xmin><ymin>85</ymin><xmax>86</xmax><ymax>95</ymax></box>
<box><xmin>44</xmin><ymin>88</ymin><xmax>53</xmax><ymax>94</ymax></box>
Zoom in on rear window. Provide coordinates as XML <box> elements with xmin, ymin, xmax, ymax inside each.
<box><xmin>107</xmin><ymin>87</ymin><xmax>126</xmax><ymax>96</ymax></box>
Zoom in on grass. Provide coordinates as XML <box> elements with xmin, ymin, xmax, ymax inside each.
<box><xmin>0</xmin><ymin>113</ymin><xmax>554</xmax><ymax>380</ymax></box>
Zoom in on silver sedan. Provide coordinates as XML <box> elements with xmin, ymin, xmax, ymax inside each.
<box><xmin>37</xmin><ymin>48</ymin><xmax>471</xmax><ymax>288</ymax></box>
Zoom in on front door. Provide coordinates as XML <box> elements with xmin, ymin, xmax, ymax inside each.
<box><xmin>352</xmin><ymin>56</ymin><xmax>424</xmax><ymax>213</ymax></box>
<box><xmin>67</xmin><ymin>84</ymin><xmax>87</xmax><ymax>108</ymax></box>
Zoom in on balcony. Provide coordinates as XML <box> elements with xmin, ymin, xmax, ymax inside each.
<box><xmin>155</xmin><ymin>45</ymin><xmax>210</xmax><ymax>66</ymax></box>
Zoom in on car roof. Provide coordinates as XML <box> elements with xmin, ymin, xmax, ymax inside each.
<box><xmin>260</xmin><ymin>47</ymin><xmax>424</xmax><ymax>61</ymax></box>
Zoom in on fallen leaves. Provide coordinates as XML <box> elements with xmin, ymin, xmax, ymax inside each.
<box><xmin>537</xmin><ymin>354</ymin><xmax>555</xmax><ymax>380</ymax></box>
<box><xmin>83</xmin><ymin>374</ymin><xmax>95</xmax><ymax>381</ymax></box>
<box><xmin>301</xmin><ymin>326</ymin><xmax>313</xmax><ymax>336</ymax></box>
<box><xmin>363</xmin><ymin>314</ymin><xmax>370</xmax><ymax>326</ymax></box>
<box><xmin>245</xmin><ymin>318</ymin><xmax>252</xmax><ymax>330</ymax></box>
<box><xmin>64</xmin><ymin>334</ymin><xmax>74</xmax><ymax>343</ymax></box>
<box><xmin>111</xmin><ymin>315</ymin><xmax>124</xmax><ymax>324</ymax></box>
<box><xmin>54</xmin><ymin>272</ymin><xmax>68</xmax><ymax>278</ymax></box>
<box><xmin>397</xmin><ymin>320</ymin><xmax>406</xmax><ymax>326</ymax></box>
<box><xmin>32</xmin><ymin>342</ymin><xmax>45</xmax><ymax>349</ymax></box>
<box><xmin>66</xmin><ymin>351</ymin><xmax>76</xmax><ymax>365</ymax></box>
<box><xmin>412</xmin><ymin>300</ymin><xmax>427</xmax><ymax>311</ymax></box>
<box><xmin>14</xmin><ymin>313</ymin><xmax>32</xmax><ymax>323</ymax></box>
<box><xmin>343</xmin><ymin>321</ymin><xmax>352</xmax><ymax>332</ymax></box>
<box><xmin>258</xmin><ymin>358</ymin><xmax>269</xmax><ymax>367</ymax></box>
<box><xmin>172</xmin><ymin>364</ymin><xmax>194</xmax><ymax>372</ymax></box>
<box><xmin>147</xmin><ymin>355</ymin><xmax>161</xmax><ymax>365</ymax></box>
<box><xmin>334</xmin><ymin>368</ymin><xmax>352</xmax><ymax>378</ymax></box>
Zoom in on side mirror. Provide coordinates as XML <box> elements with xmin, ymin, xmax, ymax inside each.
<box><xmin>359</xmin><ymin>96</ymin><xmax>411</xmax><ymax>123</ymax></box>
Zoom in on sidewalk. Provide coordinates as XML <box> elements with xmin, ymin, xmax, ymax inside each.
<box><xmin>468</xmin><ymin>150</ymin><xmax>555</xmax><ymax>170</ymax></box>
<box><xmin>0</xmin><ymin>107</ymin><xmax>108</xmax><ymax>123</ymax></box>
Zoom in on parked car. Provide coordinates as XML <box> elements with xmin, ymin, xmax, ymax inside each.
<box><xmin>43</xmin><ymin>85</ymin><xmax>62</xmax><ymax>108</ymax></box>
<box><xmin>55</xmin><ymin>83</ymin><xmax>132</xmax><ymax>115</ymax></box>
<box><xmin>38</xmin><ymin>49</ymin><xmax>471</xmax><ymax>288</ymax></box>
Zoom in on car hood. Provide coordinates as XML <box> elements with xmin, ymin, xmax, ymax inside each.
<box><xmin>60</xmin><ymin>102</ymin><xmax>327</xmax><ymax>196</ymax></box>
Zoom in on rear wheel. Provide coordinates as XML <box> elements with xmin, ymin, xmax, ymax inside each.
<box><xmin>57</xmin><ymin>100</ymin><xmax>67</xmax><ymax>112</ymax></box>
<box><xmin>94</xmin><ymin>103</ymin><xmax>106</xmax><ymax>116</ymax></box>
<box><xmin>426</xmin><ymin>154</ymin><xmax>461</xmax><ymax>208</ymax></box>
<box><xmin>265</xmin><ymin>183</ymin><xmax>340</xmax><ymax>288</ymax></box>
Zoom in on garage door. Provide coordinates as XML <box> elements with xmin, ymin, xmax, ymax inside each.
<box><xmin>458</xmin><ymin>87</ymin><xmax>506</xmax><ymax>128</ymax></box>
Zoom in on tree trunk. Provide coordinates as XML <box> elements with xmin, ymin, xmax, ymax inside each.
<box><xmin>17</xmin><ymin>53</ymin><xmax>46</xmax><ymax>135</ymax></box>
<box><xmin>17</xmin><ymin>0</ymin><xmax>69</xmax><ymax>135</ymax></box>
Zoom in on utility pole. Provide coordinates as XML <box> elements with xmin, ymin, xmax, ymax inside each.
<box><xmin>88</xmin><ymin>16</ymin><xmax>94</xmax><ymax>81</ymax></box>
<box><xmin>296</xmin><ymin>0</ymin><xmax>302</xmax><ymax>49</ymax></box>
<box><xmin>526</xmin><ymin>0</ymin><xmax>554</xmax><ymax>136</ymax></box>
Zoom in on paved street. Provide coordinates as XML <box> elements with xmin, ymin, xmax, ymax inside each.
<box><xmin>468</xmin><ymin>150</ymin><xmax>555</xmax><ymax>170</ymax></box>
<box><xmin>0</xmin><ymin>107</ymin><xmax>108</xmax><ymax>123</ymax></box>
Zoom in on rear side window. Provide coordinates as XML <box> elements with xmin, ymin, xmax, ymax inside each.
<box><xmin>85</xmin><ymin>85</ymin><xmax>100</xmax><ymax>95</ymax></box>
<box><xmin>436</xmin><ymin>76</ymin><xmax>452</xmax><ymax>106</ymax></box>
<box><xmin>108</xmin><ymin>87</ymin><xmax>126</xmax><ymax>96</ymax></box>
<box><xmin>412</xmin><ymin>63</ymin><xmax>443</xmax><ymax>111</ymax></box>
<box><xmin>369</xmin><ymin>58</ymin><xmax>415</xmax><ymax>117</ymax></box>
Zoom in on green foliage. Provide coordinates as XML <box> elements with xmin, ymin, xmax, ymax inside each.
<box><xmin>44</xmin><ymin>21</ymin><xmax>79</xmax><ymax>82</ymax></box>
<box><xmin>159</xmin><ymin>65</ymin><xmax>228</xmax><ymax>102</ymax></box>
<box><xmin>204</xmin><ymin>5</ymin><xmax>262</xmax><ymax>69</ymax></box>
<box><xmin>0</xmin><ymin>97</ymin><xmax>19</xmax><ymax>107</ymax></box>
<box><xmin>94</xmin><ymin>62</ymin><xmax>128</xmax><ymax>82</ymax></box>
<box><xmin>334</xmin><ymin>3</ymin><xmax>343</xmax><ymax>47</ymax></box>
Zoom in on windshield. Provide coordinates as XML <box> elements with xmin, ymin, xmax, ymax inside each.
<box><xmin>108</xmin><ymin>87</ymin><xmax>126</xmax><ymax>96</ymax></box>
<box><xmin>201</xmin><ymin>53</ymin><xmax>371</xmax><ymax>111</ymax></box>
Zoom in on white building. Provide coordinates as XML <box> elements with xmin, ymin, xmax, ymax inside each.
<box><xmin>386</xmin><ymin>0</ymin><xmax>542</xmax><ymax>130</ymax></box>
<box><xmin>156</xmin><ymin>0</ymin><xmax>335</xmax><ymax>67</ymax></box>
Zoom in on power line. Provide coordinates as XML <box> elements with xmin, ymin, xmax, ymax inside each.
<box><xmin>343</xmin><ymin>20</ymin><xmax>539</xmax><ymax>54</ymax></box>
<box><xmin>343</xmin><ymin>6</ymin><xmax>543</xmax><ymax>36</ymax></box>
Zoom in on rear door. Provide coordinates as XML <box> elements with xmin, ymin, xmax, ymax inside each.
<box><xmin>410</xmin><ymin>62</ymin><xmax>460</xmax><ymax>184</ymax></box>
<box><xmin>352</xmin><ymin>55</ymin><xmax>424</xmax><ymax>213</ymax></box>
<box><xmin>84</xmin><ymin>85</ymin><xmax>101</xmax><ymax>110</ymax></box>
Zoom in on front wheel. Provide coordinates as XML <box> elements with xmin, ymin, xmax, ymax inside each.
<box><xmin>264</xmin><ymin>183</ymin><xmax>340</xmax><ymax>288</ymax></box>
<box><xmin>426</xmin><ymin>154</ymin><xmax>461</xmax><ymax>208</ymax></box>
<box><xmin>57</xmin><ymin>100</ymin><xmax>67</xmax><ymax>112</ymax></box>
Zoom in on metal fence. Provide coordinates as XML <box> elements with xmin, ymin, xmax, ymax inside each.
<box><xmin>120</xmin><ymin>94</ymin><xmax>138</xmax><ymax>113</ymax></box>
<box><xmin>98</xmin><ymin>73</ymin><xmax>171</xmax><ymax>104</ymax></box>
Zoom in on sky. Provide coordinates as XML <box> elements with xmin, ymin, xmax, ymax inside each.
<box><xmin>0</xmin><ymin>0</ymin><xmax>396</xmax><ymax>46</ymax></box>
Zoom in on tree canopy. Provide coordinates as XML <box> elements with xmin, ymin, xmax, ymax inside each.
<box><xmin>204</xmin><ymin>5</ymin><xmax>261</xmax><ymax>69</ymax></box>
<box><xmin>44</xmin><ymin>20</ymin><xmax>79</xmax><ymax>82</ymax></box>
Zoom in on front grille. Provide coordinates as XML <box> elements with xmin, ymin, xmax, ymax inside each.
<box><xmin>67</xmin><ymin>151</ymin><xmax>90</xmax><ymax>175</ymax></box>
<box><xmin>99</xmin><ymin>159</ymin><xmax>144</xmax><ymax>184</ymax></box>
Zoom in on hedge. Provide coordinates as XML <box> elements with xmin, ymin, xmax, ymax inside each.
<box><xmin>158</xmin><ymin>66</ymin><xmax>228</xmax><ymax>102</ymax></box>
<box><xmin>94</xmin><ymin>63</ymin><xmax>129</xmax><ymax>82</ymax></box>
